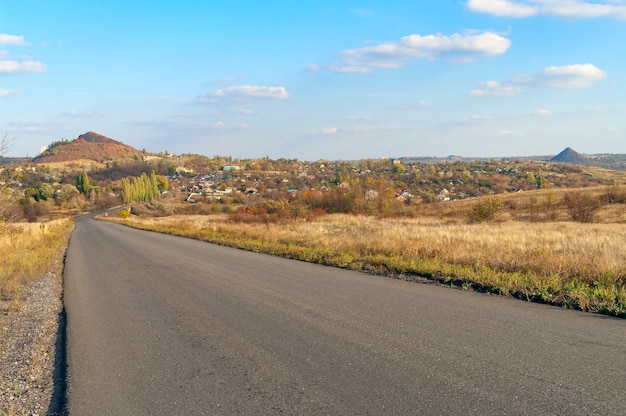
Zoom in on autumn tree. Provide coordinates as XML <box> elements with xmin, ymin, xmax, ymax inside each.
<box><xmin>563</xmin><ymin>192</ymin><xmax>602</xmax><ymax>223</ymax></box>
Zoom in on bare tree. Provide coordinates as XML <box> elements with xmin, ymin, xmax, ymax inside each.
<box><xmin>1</xmin><ymin>132</ymin><xmax>17</xmax><ymax>157</ymax></box>
<box><xmin>1</xmin><ymin>132</ymin><xmax>21</xmax><ymax>228</ymax></box>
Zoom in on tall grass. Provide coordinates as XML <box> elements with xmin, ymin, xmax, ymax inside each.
<box><xmin>104</xmin><ymin>213</ymin><xmax>626</xmax><ymax>317</ymax></box>
<box><xmin>0</xmin><ymin>219</ymin><xmax>73</xmax><ymax>313</ymax></box>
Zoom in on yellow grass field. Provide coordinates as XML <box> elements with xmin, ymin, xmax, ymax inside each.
<box><xmin>0</xmin><ymin>219</ymin><xmax>73</xmax><ymax>314</ymax></box>
<box><xmin>104</xmin><ymin>211</ymin><xmax>626</xmax><ymax>317</ymax></box>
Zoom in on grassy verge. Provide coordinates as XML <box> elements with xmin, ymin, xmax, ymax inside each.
<box><xmin>0</xmin><ymin>219</ymin><xmax>73</xmax><ymax>314</ymax></box>
<box><xmin>101</xmin><ymin>213</ymin><xmax>626</xmax><ymax>318</ymax></box>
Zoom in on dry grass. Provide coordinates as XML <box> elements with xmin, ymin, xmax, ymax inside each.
<box><xmin>0</xmin><ymin>219</ymin><xmax>73</xmax><ymax>313</ymax></box>
<box><xmin>104</xmin><ymin>210</ymin><xmax>626</xmax><ymax>317</ymax></box>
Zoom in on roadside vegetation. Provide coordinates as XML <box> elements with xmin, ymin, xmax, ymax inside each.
<box><xmin>0</xmin><ymin>219</ymin><xmax>73</xmax><ymax>315</ymax></box>
<box><xmin>102</xmin><ymin>184</ymin><xmax>626</xmax><ymax>318</ymax></box>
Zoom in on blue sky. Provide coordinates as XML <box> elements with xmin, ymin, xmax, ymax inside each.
<box><xmin>1</xmin><ymin>0</ymin><xmax>624</xmax><ymax>160</ymax></box>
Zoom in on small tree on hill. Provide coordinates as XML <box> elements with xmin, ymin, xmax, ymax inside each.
<box><xmin>467</xmin><ymin>196</ymin><xmax>504</xmax><ymax>223</ymax></box>
<box><xmin>563</xmin><ymin>192</ymin><xmax>601</xmax><ymax>223</ymax></box>
<box><xmin>75</xmin><ymin>171</ymin><xmax>91</xmax><ymax>194</ymax></box>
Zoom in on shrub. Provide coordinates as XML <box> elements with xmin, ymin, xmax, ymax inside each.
<box><xmin>563</xmin><ymin>192</ymin><xmax>601</xmax><ymax>223</ymax></box>
<box><xmin>467</xmin><ymin>196</ymin><xmax>504</xmax><ymax>223</ymax></box>
<box><xmin>120</xmin><ymin>209</ymin><xmax>130</xmax><ymax>218</ymax></box>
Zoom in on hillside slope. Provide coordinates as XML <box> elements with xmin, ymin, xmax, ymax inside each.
<box><xmin>34</xmin><ymin>131</ymin><xmax>143</xmax><ymax>163</ymax></box>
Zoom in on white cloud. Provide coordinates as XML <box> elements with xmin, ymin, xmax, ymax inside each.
<box><xmin>467</xmin><ymin>0</ymin><xmax>626</xmax><ymax>19</ymax></box>
<box><xmin>0</xmin><ymin>59</ymin><xmax>47</xmax><ymax>75</ymax></box>
<box><xmin>0</xmin><ymin>34</ymin><xmax>28</xmax><ymax>46</ymax></box>
<box><xmin>516</xmin><ymin>64</ymin><xmax>607</xmax><ymax>88</ymax></box>
<box><xmin>472</xmin><ymin>63</ymin><xmax>607</xmax><ymax>96</ymax></box>
<box><xmin>197</xmin><ymin>85</ymin><xmax>289</xmax><ymax>103</ymax></box>
<box><xmin>321</xmin><ymin>127</ymin><xmax>338</xmax><ymax>135</ymax></box>
<box><xmin>316</xmin><ymin>32</ymin><xmax>511</xmax><ymax>73</ymax></box>
<box><xmin>531</xmin><ymin>109</ymin><xmax>553</xmax><ymax>116</ymax></box>
<box><xmin>467</xmin><ymin>0</ymin><xmax>538</xmax><ymax>17</ymax></box>
<box><xmin>470</xmin><ymin>80</ymin><xmax>523</xmax><ymax>96</ymax></box>
<box><xmin>0</xmin><ymin>88</ymin><xmax>16</xmax><ymax>96</ymax></box>
<box><xmin>499</xmin><ymin>129</ymin><xmax>524</xmax><ymax>136</ymax></box>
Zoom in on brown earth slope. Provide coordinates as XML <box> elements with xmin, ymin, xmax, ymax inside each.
<box><xmin>34</xmin><ymin>131</ymin><xmax>143</xmax><ymax>163</ymax></box>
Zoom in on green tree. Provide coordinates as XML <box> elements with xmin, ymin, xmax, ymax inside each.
<box><xmin>55</xmin><ymin>184</ymin><xmax>80</xmax><ymax>206</ymax></box>
<box><xmin>38</xmin><ymin>183</ymin><xmax>55</xmax><ymax>201</ymax></box>
<box><xmin>76</xmin><ymin>171</ymin><xmax>91</xmax><ymax>194</ymax></box>
<box><xmin>392</xmin><ymin>163</ymin><xmax>406</xmax><ymax>174</ymax></box>
<box><xmin>121</xmin><ymin>177</ymin><xmax>132</xmax><ymax>204</ymax></box>
<box><xmin>155</xmin><ymin>175</ymin><xmax>169</xmax><ymax>193</ymax></box>
<box><xmin>467</xmin><ymin>196</ymin><xmax>504</xmax><ymax>223</ymax></box>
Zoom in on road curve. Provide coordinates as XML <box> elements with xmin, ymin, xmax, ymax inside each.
<box><xmin>64</xmin><ymin>215</ymin><xmax>626</xmax><ymax>415</ymax></box>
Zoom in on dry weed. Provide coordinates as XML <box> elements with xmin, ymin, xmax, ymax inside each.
<box><xmin>106</xmin><ymin>211</ymin><xmax>626</xmax><ymax>316</ymax></box>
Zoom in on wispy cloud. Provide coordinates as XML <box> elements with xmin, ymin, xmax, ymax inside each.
<box><xmin>499</xmin><ymin>129</ymin><xmax>524</xmax><ymax>136</ymax></box>
<box><xmin>196</xmin><ymin>85</ymin><xmax>290</xmax><ymax>103</ymax></box>
<box><xmin>311</xmin><ymin>32</ymin><xmax>511</xmax><ymax>73</ymax></box>
<box><xmin>0</xmin><ymin>59</ymin><xmax>47</xmax><ymax>75</ymax></box>
<box><xmin>467</xmin><ymin>0</ymin><xmax>626</xmax><ymax>19</ymax></box>
<box><xmin>0</xmin><ymin>34</ymin><xmax>28</xmax><ymax>46</ymax></box>
<box><xmin>348</xmin><ymin>7</ymin><xmax>374</xmax><ymax>18</ymax></box>
<box><xmin>128</xmin><ymin>115</ymin><xmax>249</xmax><ymax>131</ymax></box>
<box><xmin>0</xmin><ymin>34</ymin><xmax>47</xmax><ymax>76</ymax></box>
<box><xmin>62</xmin><ymin>109</ymin><xmax>100</xmax><ymax>118</ymax></box>
<box><xmin>6</xmin><ymin>120</ymin><xmax>70</xmax><ymax>132</ymax></box>
<box><xmin>531</xmin><ymin>109</ymin><xmax>553</xmax><ymax>116</ymax></box>
<box><xmin>387</xmin><ymin>101</ymin><xmax>433</xmax><ymax>110</ymax></box>
<box><xmin>470</xmin><ymin>81</ymin><xmax>523</xmax><ymax>96</ymax></box>
<box><xmin>317</xmin><ymin>125</ymin><xmax>412</xmax><ymax>135</ymax></box>
<box><xmin>471</xmin><ymin>63</ymin><xmax>607</xmax><ymax>96</ymax></box>
<box><xmin>235</xmin><ymin>108</ymin><xmax>256</xmax><ymax>115</ymax></box>
<box><xmin>0</xmin><ymin>88</ymin><xmax>16</xmax><ymax>97</ymax></box>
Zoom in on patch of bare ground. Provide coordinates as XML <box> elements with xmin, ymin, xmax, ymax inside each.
<box><xmin>0</xmin><ymin>272</ymin><xmax>63</xmax><ymax>415</ymax></box>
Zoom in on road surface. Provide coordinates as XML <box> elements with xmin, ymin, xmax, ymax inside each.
<box><xmin>64</xmin><ymin>215</ymin><xmax>626</xmax><ymax>415</ymax></box>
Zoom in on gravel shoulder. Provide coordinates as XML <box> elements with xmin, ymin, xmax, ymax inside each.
<box><xmin>0</xmin><ymin>270</ymin><xmax>65</xmax><ymax>416</ymax></box>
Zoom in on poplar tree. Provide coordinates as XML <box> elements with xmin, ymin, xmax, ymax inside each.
<box><xmin>76</xmin><ymin>171</ymin><xmax>90</xmax><ymax>194</ymax></box>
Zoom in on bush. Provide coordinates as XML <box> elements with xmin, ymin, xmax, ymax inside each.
<box><xmin>467</xmin><ymin>196</ymin><xmax>504</xmax><ymax>223</ymax></box>
<box><xmin>120</xmin><ymin>209</ymin><xmax>130</xmax><ymax>218</ymax></box>
<box><xmin>563</xmin><ymin>192</ymin><xmax>601</xmax><ymax>223</ymax></box>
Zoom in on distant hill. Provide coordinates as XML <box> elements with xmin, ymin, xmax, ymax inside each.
<box><xmin>550</xmin><ymin>147</ymin><xmax>588</xmax><ymax>164</ymax></box>
<box><xmin>34</xmin><ymin>131</ymin><xmax>144</xmax><ymax>163</ymax></box>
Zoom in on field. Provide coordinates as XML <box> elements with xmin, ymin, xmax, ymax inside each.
<box><xmin>102</xmin><ymin>187</ymin><xmax>626</xmax><ymax>317</ymax></box>
<box><xmin>0</xmin><ymin>219</ymin><xmax>73</xmax><ymax>314</ymax></box>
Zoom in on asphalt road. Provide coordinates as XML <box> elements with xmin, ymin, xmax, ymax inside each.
<box><xmin>64</xmin><ymin>215</ymin><xmax>626</xmax><ymax>415</ymax></box>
